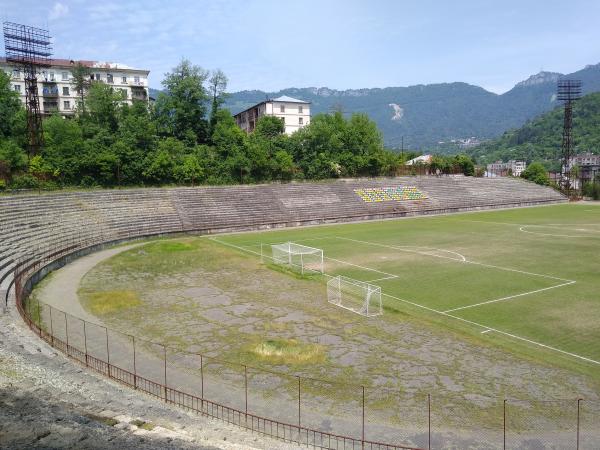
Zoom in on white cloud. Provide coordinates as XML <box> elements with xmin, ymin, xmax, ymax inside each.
<box><xmin>49</xmin><ymin>2</ymin><xmax>70</xmax><ymax>20</ymax></box>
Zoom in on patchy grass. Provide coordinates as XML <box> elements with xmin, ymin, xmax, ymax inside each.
<box><xmin>81</xmin><ymin>290</ymin><xmax>142</xmax><ymax>315</ymax></box>
<box><xmin>130</xmin><ymin>419</ymin><xmax>155</xmax><ymax>430</ymax></box>
<box><xmin>252</xmin><ymin>338</ymin><xmax>325</xmax><ymax>364</ymax></box>
<box><xmin>85</xmin><ymin>414</ymin><xmax>119</xmax><ymax>427</ymax></box>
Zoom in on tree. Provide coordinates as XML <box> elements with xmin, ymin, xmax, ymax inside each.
<box><xmin>0</xmin><ymin>139</ymin><xmax>28</xmax><ymax>181</ymax></box>
<box><xmin>0</xmin><ymin>71</ymin><xmax>24</xmax><ymax>139</ymax></box>
<box><xmin>86</xmin><ymin>82</ymin><xmax>123</xmax><ymax>131</ymax></box>
<box><xmin>70</xmin><ymin>62</ymin><xmax>92</xmax><ymax>114</ymax></box>
<box><xmin>208</xmin><ymin>69</ymin><xmax>228</xmax><ymax>134</ymax></box>
<box><xmin>521</xmin><ymin>162</ymin><xmax>550</xmax><ymax>186</ymax></box>
<box><xmin>254</xmin><ymin>115</ymin><xmax>285</xmax><ymax>139</ymax></box>
<box><xmin>155</xmin><ymin>59</ymin><xmax>210</xmax><ymax>143</ymax></box>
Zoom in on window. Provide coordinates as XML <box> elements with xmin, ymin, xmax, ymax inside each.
<box><xmin>49</xmin><ymin>72</ymin><xmax>55</xmax><ymax>81</ymax></box>
<box><xmin>12</xmin><ymin>69</ymin><xmax>20</xmax><ymax>79</ymax></box>
<box><xmin>63</xmin><ymin>100</ymin><xmax>71</xmax><ymax>110</ymax></box>
<box><xmin>134</xmin><ymin>75</ymin><xmax>140</xmax><ymax>84</ymax></box>
<box><xmin>95</xmin><ymin>73</ymin><xmax>101</xmax><ymax>81</ymax></box>
<box><xmin>14</xmin><ymin>84</ymin><xmax>21</xmax><ymax>92</ymax></box>
<box><xmin>61</xmin><ymin>72</ymin><xmax>69</xmax><ymax>81</ymax></box>
<box><xmin>299</xmin><ymin>117</ymin><xmax>303</xmax><ymax>125</ymax></box>
<box><xmin>122</xmin><ymin>76</ymin><xmax>127</xmax><ymax>83</ymax></box>
<box><xmin>107</xmin><ymin>74</ymin><xmax>114</xmax><ymax>83</ymax></box>
<box><xmin>280</xmin><ymin>104</ymin><xmax>285</xmax><ymax>113</ymax></box>
<box><xmin>62</xmin><ymin>86</ymin><xmax>70</xmax><ymax>96</ymax></box>
<box><xmin>298</xmin><ymin>105</ymin><xmax>303</xmax><ymax>113</ymax></box>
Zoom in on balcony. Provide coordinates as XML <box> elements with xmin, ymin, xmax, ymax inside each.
<box><xmin>131</xmin><ymin>88</ymin><xmax>148</xmax><ymax>101</ymax></box>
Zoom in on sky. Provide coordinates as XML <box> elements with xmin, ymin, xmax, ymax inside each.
<box><xmin>2</xmin><ymin>0</ymin><xmax>600</xmax><ymax>94</ymax></box>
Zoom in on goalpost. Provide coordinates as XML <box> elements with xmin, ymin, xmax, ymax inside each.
<box><xmin>327</xmin><ymin>276</ymin><xmax>383</xmax><ymax>317</ymax></box>
<box><xmin>268</xmin><ymin>242</ymin><xmax>324</xmax><ymax>275</ymax></box>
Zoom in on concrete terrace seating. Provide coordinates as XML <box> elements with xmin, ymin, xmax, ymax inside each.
<box><xmin>0</xmin><ymin>177</ymin><xmax>565</xmax><ymax>293</ymax></box>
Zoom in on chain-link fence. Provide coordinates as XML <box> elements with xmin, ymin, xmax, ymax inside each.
<box><xmin>11</xmin><ymin>241</ymin><xmax>599</xmax><ymax>450</ymax></box>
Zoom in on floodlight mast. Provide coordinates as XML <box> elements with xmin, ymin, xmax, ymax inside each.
<box><xmin>3</xmin><ymin>22</ymin><xmax>52</xmax><ymax>156</ymax></box>
<box><xmin>557</xmin><ymin>79</ymin><xmax>582</xmax><ymax>195</ymax></box>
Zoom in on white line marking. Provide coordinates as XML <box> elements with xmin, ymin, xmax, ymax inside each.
<box><xmin>337</xmin><ymin>237</ymin><xmax>467</xmax><ymax>262</ymax></box>
<box><xmin>337</xmin><ymin>236</ymin><xmax>572</xmax><ymax>282</ymax></box>
<box><xmin>443</xmin><ymin>281</ymin><xmax>576</xmax><ymax>313</ymax></box>
<box><xmin>325</xmin><ymin>257</ymin><xmax>398</xmax><ymax>278</ymax></box>
<box><xmin>481</xmin><ymin>329</ymin><xmax>492</xmax><ymax>334</ymax></box>
<box><xmin>519</xmin><ymin>226</ymin><xmax>600</xmax><ymax>238</ymax></box>
<box><xmin>365</xmin><ymin>275</ymin><xmax>399</xmax><ymax>283</ymax></box>
<box><xmin>381</xmin><ymin>292</ymin><xmax>600</xmax><ymax>366</ymax></box>
<box><xmin>210</xmin><ymin>236</ymin><xmax>598</xmax><ymax>367</ymax></box>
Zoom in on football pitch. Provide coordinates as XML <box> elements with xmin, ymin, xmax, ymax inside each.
<box><xmin>213</xmin><ymin>202</ymin><xmax>600</xmax><ymax>379</ymax></box>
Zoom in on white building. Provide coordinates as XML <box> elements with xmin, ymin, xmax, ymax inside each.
<box><xmin>234</xmin><ymin>95</ymin><xmax>310</xmax><ymax>135</ymax></box>
<box><xmin>405</xmin><ymin>154</ymin><xmax>432</xmax><ymax>165</ymax></box>
<box><xmin>486</xmin><ymin>160</ymin><xmax>526</xmax><ymax>177</ymax></box>
<box><xmin>1</xmin><ymin>58</ymin><xmax>150</xmax><ymax>116</ymax></box>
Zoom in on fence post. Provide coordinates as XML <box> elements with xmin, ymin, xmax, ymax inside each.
<box><xmin>132</xmin><ymin>335</ymin><xmax>137</xmax><ymax>389</ymax></box>
<box><xmin>83</xmin><ymin>320</ymin><xmax>88</xmax><ymax>367</ymax></box>
<box><xmin>49</xmin><ymin>306</ymin><xmax>54</xmax><ymax>347</ymax></box>
<box><xmin>105</xmin><ymin>327</ymin><xmax>110</xmax><ymax>378</ymax></box>
<box><xmin>244</xmin><ymin>365</ymin><xmax>248</xmax><ymax>415</ymax></box>
<box><xmin>297</xmin><ymin>376</ymin><xmax>301</xmax><ymax>432</ymax></box>
<box><xmin>36</xmin><ymin>297</ymin><xmax>41</xmax><ymax>337</ymax></box>
<box><xmin>163</xmin><ymin>345</ymin><xmax>167</xmax><ymax>402</ymax></box>
<box><xmin>503</xmin><ymin>399</ymin><xmax>507</xmax><ymax>450</ymax></box>
<box><xmin>200</xmin><ymin>354</ymin><xmax>204</xmax><ymax>412</ymax></box>
<box><xmin>577</xmin><ymin>398</ymin><xmax>582</xmax><ymax>450</ymax></box>
<box><xmin>64</xmin><ymin>312</ymin><xmax>69</xmax><ymax>356</ymax></box>
<box><xmin>361</xmin><ymin>385</ymin><xmax>365</xmax><ymax>449</ymax></box>
<box><xmin>428</xmin><ymin>394</ymin><xmax>431</xmax><ymax>450</ymax></box>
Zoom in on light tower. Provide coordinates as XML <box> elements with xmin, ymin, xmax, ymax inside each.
<box><xmin>3</xmin><ymin>22</ymin><xmax>52</xmax><ymax>156</ymax></box>
<box><xmin>557</xmin><ymin>79</ymin><xmax>582</xmax><ymax>195</ymax></box>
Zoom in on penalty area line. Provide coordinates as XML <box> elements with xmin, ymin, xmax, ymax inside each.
<box><xmin>443</xmin><ymin>280</ymin><xmax>576</xmax><ymax>313</ymax></box>
<box><xmin>381</xmin><ymin>291</ymin><xmax>600</xmax><ymax>366</ymax></box>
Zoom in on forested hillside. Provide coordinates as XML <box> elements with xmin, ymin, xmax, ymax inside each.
<box><xmin>469</xmin><ymin>92</ymin><xmax>600</xmax><ymax>169</ymax></box>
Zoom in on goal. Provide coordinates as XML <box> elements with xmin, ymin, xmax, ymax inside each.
<box><xmin>327</xmin><ymin>276</ymin><xmax>382</xmax><ymax>317</ymax></box>
<box><xmin>269</xmin><ymin>242</ymin><xmax>324</xmax><ymax>275</ymax></box>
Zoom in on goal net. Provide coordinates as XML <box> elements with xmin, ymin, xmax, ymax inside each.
<box><xmin>327</xmin><ymin>276</ymin><xmax>382</xmax><ymax>317</ymax></box>
<box><xmin>269</xmin><ymin>242</ymin><xmax>324</xmax><ymax>274</ymax></box>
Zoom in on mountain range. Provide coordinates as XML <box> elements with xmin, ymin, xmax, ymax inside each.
<box><xmin>149</xmin><ymin>62</ymin><xmax>600</xmax><ymax>152</ymax></box>
<box><xmin>220</xmin><ymin>63</ymin><xmax>600</xmax><ymax>152</ymax></box>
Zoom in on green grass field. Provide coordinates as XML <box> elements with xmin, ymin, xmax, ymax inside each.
<box><xmin>213</xmin><ymin>203</ymin><xmax>600</xmax><ymax>380</ymax></box>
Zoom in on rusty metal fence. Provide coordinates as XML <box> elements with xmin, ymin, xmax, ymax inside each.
<box><xmin>11</xmin><ymin>237</ymin><xmax>600</xmax><ymax>450</ymax></box>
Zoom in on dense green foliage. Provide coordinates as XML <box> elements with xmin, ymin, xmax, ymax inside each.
<box><xmin>0</xmin><ymin>60</ymin><xmax>478</xmax><ymax>190</ymax></box>
<box><xmin>469</xmin><ymin>92</ymin><xmax>600</xmax><ymax>170</ymax></box>
<box><xmin>520</xmin><ymin>162</ymin><xmax>551</xmax><ymax>186</ymax></box>
<box><xmin>0</xmin><ymin>59</ymin><xmax>479</xmax><ymax>190</ymax></box>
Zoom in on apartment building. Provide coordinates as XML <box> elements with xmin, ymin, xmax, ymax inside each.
<box><xmin>486</xmin><ymin>160</ymin><xmax>527</xmax><ymax>177</ymax></box>
<box><xmin>234</xmin><ymin>95</ymin><xmax>310</xmax><ymax>135</ymax></box>
<box><xmin>1</xmin><ymin>58</ymin><xmax>150</xmax><ymax>115</ymax></box>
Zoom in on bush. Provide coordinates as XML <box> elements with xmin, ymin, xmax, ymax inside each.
<box><xmin>9</xmin><ymin>174</ymin><xmax>40</xmax><ymax>190</ymax></box>
<box><xmin>0</xmin><ymin>179</ymin><xmax>6</xmax><ymax>191</ymax></box>
<box><xmin>521</xmin><ymin>162</ymin><xmax>550</xmax><ymax>186</ymax></box>
<box><xmin>583</xmin><ymin>182</ymin><xmax>600</xmax><ymax>200</ymax></box>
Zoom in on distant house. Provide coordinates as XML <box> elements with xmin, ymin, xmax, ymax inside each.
<box><xmin>568</xmin><ymin>152</ymin><xmax>600</xmax><ymax>187</ymax></box>
<box><xmin>405</xmin><ymin>155</ymin><xmax>432</xmax><ymax>165</ymax></box>
<box><xmin>486</xmin><ymin>160</ymin><xmax>526</xmax><ymax>177</ymax></box>
<box><xmin>234</xmin><ymin>96</ymin><xmax>311</xmax><ymax>135</ymax></box>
